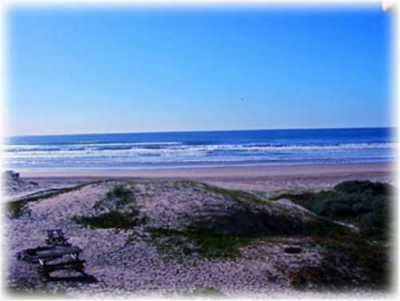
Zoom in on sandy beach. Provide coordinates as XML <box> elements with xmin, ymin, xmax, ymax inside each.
<box><xmin>12</xmin><ymin>163</ymin><xmax>393</xmax><ymax>197</ymax></box>
<box><xmin>4</xmin><ymin>162</ymin><xmax>394</xmax><ymax>296</ymax></box>
<box><xmin>18</xmin><ymin>162</ymin><xmax>392</xmax><ymax>178</ymax></box>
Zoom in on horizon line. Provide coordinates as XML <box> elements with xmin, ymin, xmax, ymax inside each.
<box><xmin>6</xmin><ymin>125</ymin><xmax>393</xmax><ymax>139</ymax></box>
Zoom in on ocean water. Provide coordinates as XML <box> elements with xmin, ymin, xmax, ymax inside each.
<box><xmin>4</xmin><ymin>128</ymin><xmax>394</xmax><ymax>170</ymax></box>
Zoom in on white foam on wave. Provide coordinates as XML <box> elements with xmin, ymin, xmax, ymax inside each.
<box><xmin>2</xmin><ymin>141</ymin><xmax>183</xmax><ymax>153</ymax></box>
<box><xmin>3</xmin><ymin>142</ymin><xmax>394</xmax><ymax>164</ymax></box>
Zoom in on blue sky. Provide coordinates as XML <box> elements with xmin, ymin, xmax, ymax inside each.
<box><xmin>8</xmin><ymin>6</ymin><xmax>391</xmax><ymax>136</ymax></box>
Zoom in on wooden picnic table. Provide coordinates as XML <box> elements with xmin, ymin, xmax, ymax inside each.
<box><xmin>17</xmin><ymin>229</ymin><xmax>97</xmax><ymax>283</ymax></box>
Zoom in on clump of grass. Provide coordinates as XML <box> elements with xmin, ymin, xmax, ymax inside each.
<box><xmin>94</xmin><ymin>184</ymin><xmax>137</xmax><ymax>213</ymax></box>
<box><xmin>272</xmin><ymin>181</ymin><xmax>392</xmax><ymax>241</ymax></box>
<box><xmin>75</xmin><ymin>184</ymin><xmax>144</xmax><ymax>230</ymax></box>
<box><xmin>189</xmin><ymin>231</ymin><xmax>253</xmax><ymax>258</ymax></box>
<box><xmin>323</xmin><ymin>236</ymin><xmax>390</xmax><ymax>290</ymax></box>
<box><xmin>270</xmin><ymin>181</ymin><xmax>392</xmax><ymax>290</ymax></box>
<box><xmin>7</xmin><ymin>201</ymin><xmax>27</xmax><ymax>219</ymax></box>
<box><xmin>271</xmin><ymin>190</ymin><xmax>335</xmax><ymax>215</ymax></box>
<box><xmin>150</xmin><ymin>223</ymin><xmax>346</xmax><ymax>259</ymax></box>
<box><xmin>201</xmin><ymin>183</ymin><xmax>269</xmax><ymax>206</ymax></box>
<box><xmin>150</xmin><ymin>228</ymin><xmax>253</xmax><ymax>258</ymax></box>
<box><xmin>307</xmin><ymin>218</ymin><xmax>352</xmax><ymax>237</ymax></box>
<box><xmin>106</xmin><ymin>185</ymin><xmax>135</xmax><ymax>205</ymax></box>
<box><xmin>291</xmin><ymin>233</ymin><xmax>391</xmax><ymax>291</ymax></box>
<box><xmin>73</xmin><ymin>210</ymin><xmax>140</xmax><ymax>229</ymax></box>
<box><xmin>94</xmin><ymin>184</ymin><xmax>136</xmax><ymax>210</ymax></box>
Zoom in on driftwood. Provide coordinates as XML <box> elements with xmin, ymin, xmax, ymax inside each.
<box><xmin>17</xmin><ymin>229</ymin><xmax>97</xmax><ymax>283</ymax></box>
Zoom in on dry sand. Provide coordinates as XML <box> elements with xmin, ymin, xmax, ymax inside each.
<box><xmin>17</xmin><ymin>163</ymin><xmax>393</xmax><ymax>196</ymax></box>
<box><xmin>4</xmin><ymin>163</ymin><xmax>394</xmax><ymax>297</ymax></box>
<box><xmin>6</xmin><ymin>181</ymin><xmax>324</xmax><ymax>296</ymax></box>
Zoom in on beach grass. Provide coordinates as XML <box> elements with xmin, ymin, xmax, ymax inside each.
<box><xmin>273</xmin><ymin>181</ymin><xmax>392</xmax><ymax>290</ymax></box>
<box><xmin>271</xmin><ymin>181</ymin><xmax>391</xmax><ymax>241</ymax></box>
<box><xmin>72</xmin><ymin>210</ymin><xmax>139</xmax><ymax>229</ymax></box>
<box><xmin>201</xmin><ymin>183</ymin><xmax>270</xmax><ymax>206</ymax></box>
<box><xmin>150</xmin><ymin>228</ymin><xmax>254</xmax><ymax>259</ymax></box>
<box><xmin>74</xmin><ymin>184</ymin><xmax>142</xmax><ymax>229</ymax></box>
<box><xmin>93</xmin><ymin>184</ymin><xmax>136</xmax><ymax>210</ymax></box>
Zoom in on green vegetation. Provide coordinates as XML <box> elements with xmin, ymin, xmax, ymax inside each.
<box><xmin>94</xmin><ymin>184</ymin><xmax>136</xmax><ymax>209</ymax></box>
<box><xmin>6</xmin><ymin>183</ymin><xmax>98</xmax><ymax>219</ymax></box>
<box><xmin>7</xmin><ymin>200</ymin><xmax>28</xmax><ymax>219</ymax></box>
<box><xmin>151</xmin><ymin>227</ymin><xmax>346</xmax><ymax>261</ymax></box>
<box><xmin>151</xmin><ymin>182</ymin><xmax>358</xmax><ymax>260</ymax></box>
<box><xmin>202</xmin><ymin>182</ymin><xmax>351</xmax><ymax>237</ymax></box>
<box><xmin>73</xmin><ymin>210</ymin><xmax>139</xmax><ymax>229</ymax></box>
<box><xmin>272</xmin><ymin>181</ymin><xmax>392</xmax><ymax>240</ymax></box>
<box><xmin>74</xmin><ymin>184</ymin><xmax>143</xmax><ymax>230</ymax></box>
<box><xmin>150</xmin><ymin>220</ymin><xmax>352</xmax><ymax>260</ymax></box>
<box><xmin>201</xmin><ymin>183</ymin><xmax>270</xmax><ymax>206</ymax></box>
<box><xmin>150</xmin><ymin>228</ymin><xmax>254</xmax><ymax>259</ymax></box>
<box><xmin>291</xmin><ymin>233</ymin><xmax>391</xmax><ymax>291</ymax></box>
<box><xmin>306</xmin><ymin>218</ymin><xmax>351</xmax><ymax>237</ymax></box>
<box><xmin>106</xmin><ymin>184</ymin><xmax>135</xmax><ymax>205</ymax></box>
<box><xmin>182</xmin><ymin>180</ymin><xmax>392</xmax><ymax>289</ymax></box>
<box><xmin>273</xmin><ymin>181</ymin><xmax>393</xmax><ymax>290</ymax></box>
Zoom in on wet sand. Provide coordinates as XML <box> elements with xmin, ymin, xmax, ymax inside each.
<box><xmin>19</xmin><ymin>163</ymin><xmax>392</xmax><ymax>178</ymax></box>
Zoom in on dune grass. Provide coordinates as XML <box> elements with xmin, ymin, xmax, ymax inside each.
<box><xmin>275</xmin><ymin>181</ymin><xmax>392</xmax><ymax>290</ymax></box>
<box><xmin>150</xmin><ymin>228</ymin><xmax>254</xmax><ymax>259</ymax></box>
<box><xmin>73</xmin><ymin>210</ymin><xmax>139</xmax><ymax>229</ymax></box>
<box><xmin>74</xmin><ymin>184</ymin><xmax>142</xmax><ymax>230</ymax></box>
<box><xmin>201</xmin><ymin>183</ymin><xmax>270</xmax><ymax>206</ymax></box>
<box><xmin>271</xmin><ymin>181</ymin><xmax>392</xmax><ymax>241</ymax></box>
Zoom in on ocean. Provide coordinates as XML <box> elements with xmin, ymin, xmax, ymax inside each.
<box><xmin>4</xmin><ymin>128</ymin><xmax>394</xmax><ymax>170</ymax></box>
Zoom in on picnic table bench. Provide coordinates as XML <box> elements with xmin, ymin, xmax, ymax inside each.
<box><xmin>17</xmin><ymin>229</ymin><xmax>97</xmax><ymax>283</ymax></box>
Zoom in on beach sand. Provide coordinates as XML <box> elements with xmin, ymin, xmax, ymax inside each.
<box><xmin>5</xmin><ymin>162</ymin><xmax>394</xmax><ymax>296</ymax></box>
<box><xmin>16</xmin><ymin>162</ymin><xmax>393</xmax><ymax>196</ymax></box>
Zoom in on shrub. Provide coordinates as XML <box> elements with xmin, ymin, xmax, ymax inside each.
<box><xmin>272</xmin><ymin>181</ymin><xmax>392</xmax><ymax>241</ymax></box>
<box><xmin>73</xmin><ymin>210</ymin><xmax>140</xmax><ymax>229</ymax></box>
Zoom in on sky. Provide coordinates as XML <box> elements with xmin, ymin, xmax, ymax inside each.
<box><xmin>7</xmin><ymin>5</ymin><xmax>392</xmax><ymax>136</ymax></box>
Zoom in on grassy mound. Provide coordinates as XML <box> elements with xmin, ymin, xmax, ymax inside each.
<box><xmin>272</xmin><ymin>181</ymin><xmax>392</xmax><ymax>240</ymax></box>
<box><xmin>194</xmin><ymin>182</ymin><xmax>348</xmax><ymax>237</ymax></box>
<box><xmin>201</xmin><ymin>183</ymin><xmax>270</xmax><ymax>206</ymax></box>
<box><xmin>291</xmin><ymin>233</ymin><xmax>391</xmax><ymax>291</ymax></box>
<box><xmin>149</xmin><ymin>182</ymin><xmax>353</xmax><ymax>259</ymax></box>
<box><xmin>150</xmin><ymin>228</ymin><xmax>254</xmax><ymax>258</ymax></box>
<box><xmin>94</xmin><ymin>184</ymin><xmax>137</xmax><ymax>210</ymax></box>
<box><xmin>153</xmin><ymin>180</ymin><xmax>392</xmax><ymax>289</ymax></box>
<box><xmin>73</xmin><ymin>210</ymin><xmax>139</xmax><ymax>229</ymax></box>
<box><xmin>74</xmin><ymin>184</ymin><xmax>144</xmax><ymax>230</ymax></box>
<box><xmin>272</xmin><ymin>181</ymin><xmax>393</xmax><ymax>290</ymax></box>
